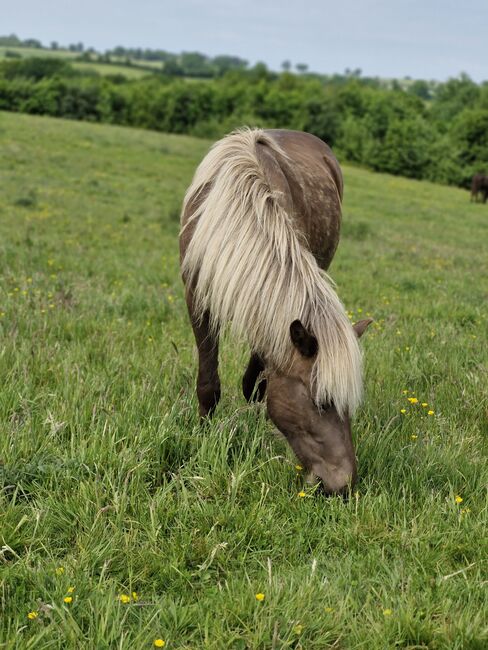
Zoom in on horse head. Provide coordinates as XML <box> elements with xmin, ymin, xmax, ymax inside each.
<box><xmin>266</xmin><ymin>318</ymin><xmax>372</xmax><ymax>495</ymax></box>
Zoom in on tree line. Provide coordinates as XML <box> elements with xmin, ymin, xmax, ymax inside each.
<box><xmin>1</xmin><ymin>55</ymin><xmax>487</xmax><ymax>188</ymax></box>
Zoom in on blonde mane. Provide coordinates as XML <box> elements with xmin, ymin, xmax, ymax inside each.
<box><xmin>181</xmin><ymin>128</ymin><xmax>362</xmax><ymax>417</ymax></box>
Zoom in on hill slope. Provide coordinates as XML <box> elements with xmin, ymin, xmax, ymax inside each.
<box><xmin>0</xmin><ymin>112</ymin><xmax>486</xmax><ymax>649</ymax></box>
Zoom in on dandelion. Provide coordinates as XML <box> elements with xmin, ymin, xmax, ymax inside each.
<box><xmin>63</xmin><ymin>596</ymin><xmax>73</xmax><ymax>604</ymax></box>
<box><xmin>27</xmin><ymin>611</ymin><xmax>39</xmax><ymax>620</ymax></box>
<box><xmin>421</xmin><ymin>403</ymin><xmax>428</xmax><ymax>407</ymax></box>
<box><xmin>427</xmin><ymin>410</ymin><xmax>434</xmax><ymax>416</ymax></box>
<box><xmin>298</xmin><ymin>491</ymin><xmax>306</xmax><ymax>498</ymax></box>
<box><xmin>119</xmin><ymin>594</ymin><xmax>131</xmax><ymax>604</ymax></box>
<box><xmin>55</xmin><ymin>567</ymin><xmax>65</xmax><ymax>575</ymax></box>
<box><xmin>255</xmin><ymin>593</ymin><xmax>265</xmax><ymax>602</ymax></box>
<box><xmin>455</xmin><ymin>495</ymin><xmax>463</xmax><ymax>504</ymax></box>
<box><xmin>153</xmin><ymin>640</ymin><xmax>165</xmax><ymax>648</ymax></box>
<box><xmin>408</xmin><ymin>397</ymin><xmax>418</xmax><ymax>404</ymax></box>
<box><xmin>411</xmin><ymin>434</ymin><xmax>418</xmax><ymax>440</ymax></box>
<box><xmin>400</xmin><ymin>409</ymin><xmax>406</xmax><ymax>414</ymax></box>
<box><xmin>295</xmin><ymin>464</ymin><xmax>303</xmax><ymax>471</ymax></box>
<box><xmin>292</xmin><ymin>624</ymin><xmax>303</xmax><ymax>634</ymax></box>
<box><xmin>383</xmin><ymin>608</ymin><xmax>393</xmax><ymax>616</ymax></box>
<box><xmin>132</xmin><ymin>591</ymin><xmax>139</xmax><ymax>602</ymax></box>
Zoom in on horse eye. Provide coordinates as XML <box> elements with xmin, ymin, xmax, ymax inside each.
<box><xmin>313</xmin><ymin>399</ymin><xmax>331</xmax><ymax>411</ymax></box>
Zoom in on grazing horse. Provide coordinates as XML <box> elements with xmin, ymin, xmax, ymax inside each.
<box><xmin>470</xmin><ymin>173</ymin><xmax>488</xmax><ymax>203</ymax></box>
<box><xmin>180</xmin><ymin>128</ymin><xmax>372</xmax><ymax>495</ymax></box>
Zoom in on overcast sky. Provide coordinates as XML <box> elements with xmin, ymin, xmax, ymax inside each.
<box><xmin>4</xmin><ymin>0</ymin><xmax>487</xmax><ymax>81</ymax></box>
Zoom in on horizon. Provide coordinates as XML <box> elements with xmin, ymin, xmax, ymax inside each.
<box><xmin>4</xmin><ymin>1</ymin><xmax>488</xmax><ymax>83</ymax></box>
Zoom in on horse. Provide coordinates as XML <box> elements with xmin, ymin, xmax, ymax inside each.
<box><xmin>470</xmin><ymin>173</ymin><xmax>488</xmax><ymax>203</ymax></box>
<box><xmin>179</xmin><ymin>128</ymin><xmax>372</xmax><ymax>495</ymax></box>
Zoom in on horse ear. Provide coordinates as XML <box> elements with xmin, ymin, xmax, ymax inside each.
<box><xmin>353</xmin><ymin>318</ymin><xmax>373</xmax><ymax>338</ymax></box>
<box><xmin>290</xmin><ymin>320</ymin><xmax>318</xmax><ymax>357</ymax></box>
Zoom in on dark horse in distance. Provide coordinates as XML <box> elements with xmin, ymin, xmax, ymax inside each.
<box><xmin>470</xmin><ymin>173</ymin><xmax>488</xmax><ymax>203</ymax></box>
<box><xmin>180</xmin><ymin>129</ymin><xmax>372</xmax><ymax>495</ymax></box>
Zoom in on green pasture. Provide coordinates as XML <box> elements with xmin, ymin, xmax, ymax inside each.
<box><xmin>0</xmin><ymin>111</ymin><xmax>486</xmax><ymax>649</ymax></box>
<box><xmin>71</xmin><ymin>62</ymin><xmax>151</xmax><ymax>79</ymax></box>
<box><xmin>0</xmin><ymin>47</ymin><xmax>154</xmax><ymax>79</ymax></box>
<box><xmin>0</xmin><ymin>47</ymin><xmax>79</xmax><ymax>60</ymax></box>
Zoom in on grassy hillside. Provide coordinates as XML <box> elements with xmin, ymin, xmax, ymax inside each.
<box><xmin>0</xmin><ymin>46</ymin><xmax>154</xmax><ymax>79</ymax></box>
<box><xmin>0</xmin><ymin>112</ymin><xmax>486</xmax><ymax>649</ymax></box>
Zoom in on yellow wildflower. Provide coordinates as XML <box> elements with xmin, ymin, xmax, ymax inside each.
<box><xmin>402</xmin><ymin>390</ymin><xmax>408</xmax><ymax>394</ymax></box>
<box><xmin>298</xmin><ymin>491</ymin><xmax>306</xmax><ymax>498</ymax></box>
<box><xmin>455</xmin><ymin>495</ymin><xmax>463</xmax><ymax>504</ymax></box>
<box><xmin>55</xmin><ymin>567</ymin><xmax>65</xmax><ymax>575</ymax></box>
<box><xmin>132</xmin><ymin>591</ymin><xmax>139</xmax><ymax>602</ymax></box>
<box><xmin>400</xmin><ymin>409</ymin><xmax>406</xmax><ymax>414</ymax></box>
<box><xmin>255</xmin><ymin>593</ymin><xmax>265</xmax><ymax>602</ymax></box>
<box><xmin>324</xmin><ymin>606</ymin><xmax>334</xmax><ymax>613</ymax></box>
<box><xmin>411</xmin><ymin>434</ymin><xmax>418</xmax><ymax>440</ymax></box>
<box><xmin>427</xmin><ymin>410</ymin><xmax>434</xmax><ymax>416</ymax></box>
<box><xmin>293</xmin><ymin>624</ymin><xmax>303</xmax><ymax>634</ymax></box>
<box><xmin>383</xmin><ymin>608</ymin><xmax>393</xmax><ymax>616</ymax></box>
<box><xmin>27</xmin><ymin>611</ymin><xmax>38</xmax><ymax>620</ymax></box>
<box><xmin>67</xmin><ymin>587</ymin><xmax>75</xmax><ymax>594</ymax></box>
<box><xmin>119</xmin><ymin>594</ymin><xmax>131</xmax><ymax>604</ymax></box>
<box><xmin>461</xmin><ymin>507</ymin><xmax>471</xmax><ymax>515</ymax></box>
<box><xmin>408</xmin><ymin>397</ymin><xmax>418</xmax><ymax>404</ymax></box>
<box><xmin>63</xmin><ymin>596</ymin><xmax>73</xmax><ymax>604</ymax></box>
<box><xmin>421</xmin><ymin>402</ymin><xmax>428</xmax><ymax>407</ymax></box>
<box><xmin>153</xmin><ymin>641</ymin><xmax>165</xmax><ymax>648</ymax></box>
<box><xmin>295</xmin><ymin>464</ymin><xmax>303</xmax><ymax>471</ymax></box>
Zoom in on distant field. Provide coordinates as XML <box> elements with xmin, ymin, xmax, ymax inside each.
<box><xmin>0</xmin><ymin>46</ymin><xmax>156</xmax><ymax>79</ymax></box>
<box><xmin>0</xmin><ymin>112</ymin><xmax>486</xmax><ymax>649</ymax></box>
<box><xmin>0</xmin><ymin>46</ymin><xmax>79</xmax><ymax>60</ymax></box>
<box><xmin>71</xmin><ymin>61</ymin><xmax>152</xmax><ymax>79</ymax></box>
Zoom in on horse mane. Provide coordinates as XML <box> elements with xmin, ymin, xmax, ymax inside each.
<box><xmin>180</xmin><ymin>128</ymin><xmax>362</xmax><ymax>417</ymax></box>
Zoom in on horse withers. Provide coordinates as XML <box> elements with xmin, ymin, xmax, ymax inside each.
<box><xmin>179</xmin><ymin>128</ymin><xmax>372</xmax><ymax>495</ymax></box>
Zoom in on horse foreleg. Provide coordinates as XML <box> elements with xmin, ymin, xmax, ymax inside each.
<box><xmin>185</xmin><ymin>288</ymin><xmax>221</xmax><ymax>418</ymax></box>
<box><xmin>242</xmin><ymin>353</ymin><xmax>267</xmax><ymax>402</ymax></box>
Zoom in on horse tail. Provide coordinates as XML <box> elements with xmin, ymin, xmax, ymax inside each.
<box><xmin>180</xmin><ymin>128</ymin><xmax>362</xmax><ymax>417</ymax></box>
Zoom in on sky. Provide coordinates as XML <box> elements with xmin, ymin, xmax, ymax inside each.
<box><xmin>4</xmin><ymin>0</ymin><xmax>488</xmax><ymax>81</ymax></box>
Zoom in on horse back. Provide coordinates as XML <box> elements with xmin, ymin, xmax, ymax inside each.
<box><xmin>260</xmin><ymin>130</ymin><xmax>343</xmax><ymax>270</ymax></box>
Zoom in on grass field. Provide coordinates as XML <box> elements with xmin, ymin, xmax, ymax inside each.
<box><xmin>0</xmin><ymin>47</ymin><xmax>154</xmax><ymax>79</ymax></box>
<box><xmin>0</xmin><ymin>111</ymin><xmax>487</xmax><ymax>649</ymax></box>
<box><xmin>70</xmin><ymin>62</ymin><xmax>151</xmax><ymax>79</ymax></box>
<box><xmin>0</xmin><ymin>47</ymin><xmax>79</xmax><ymax>60</ymax></box>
